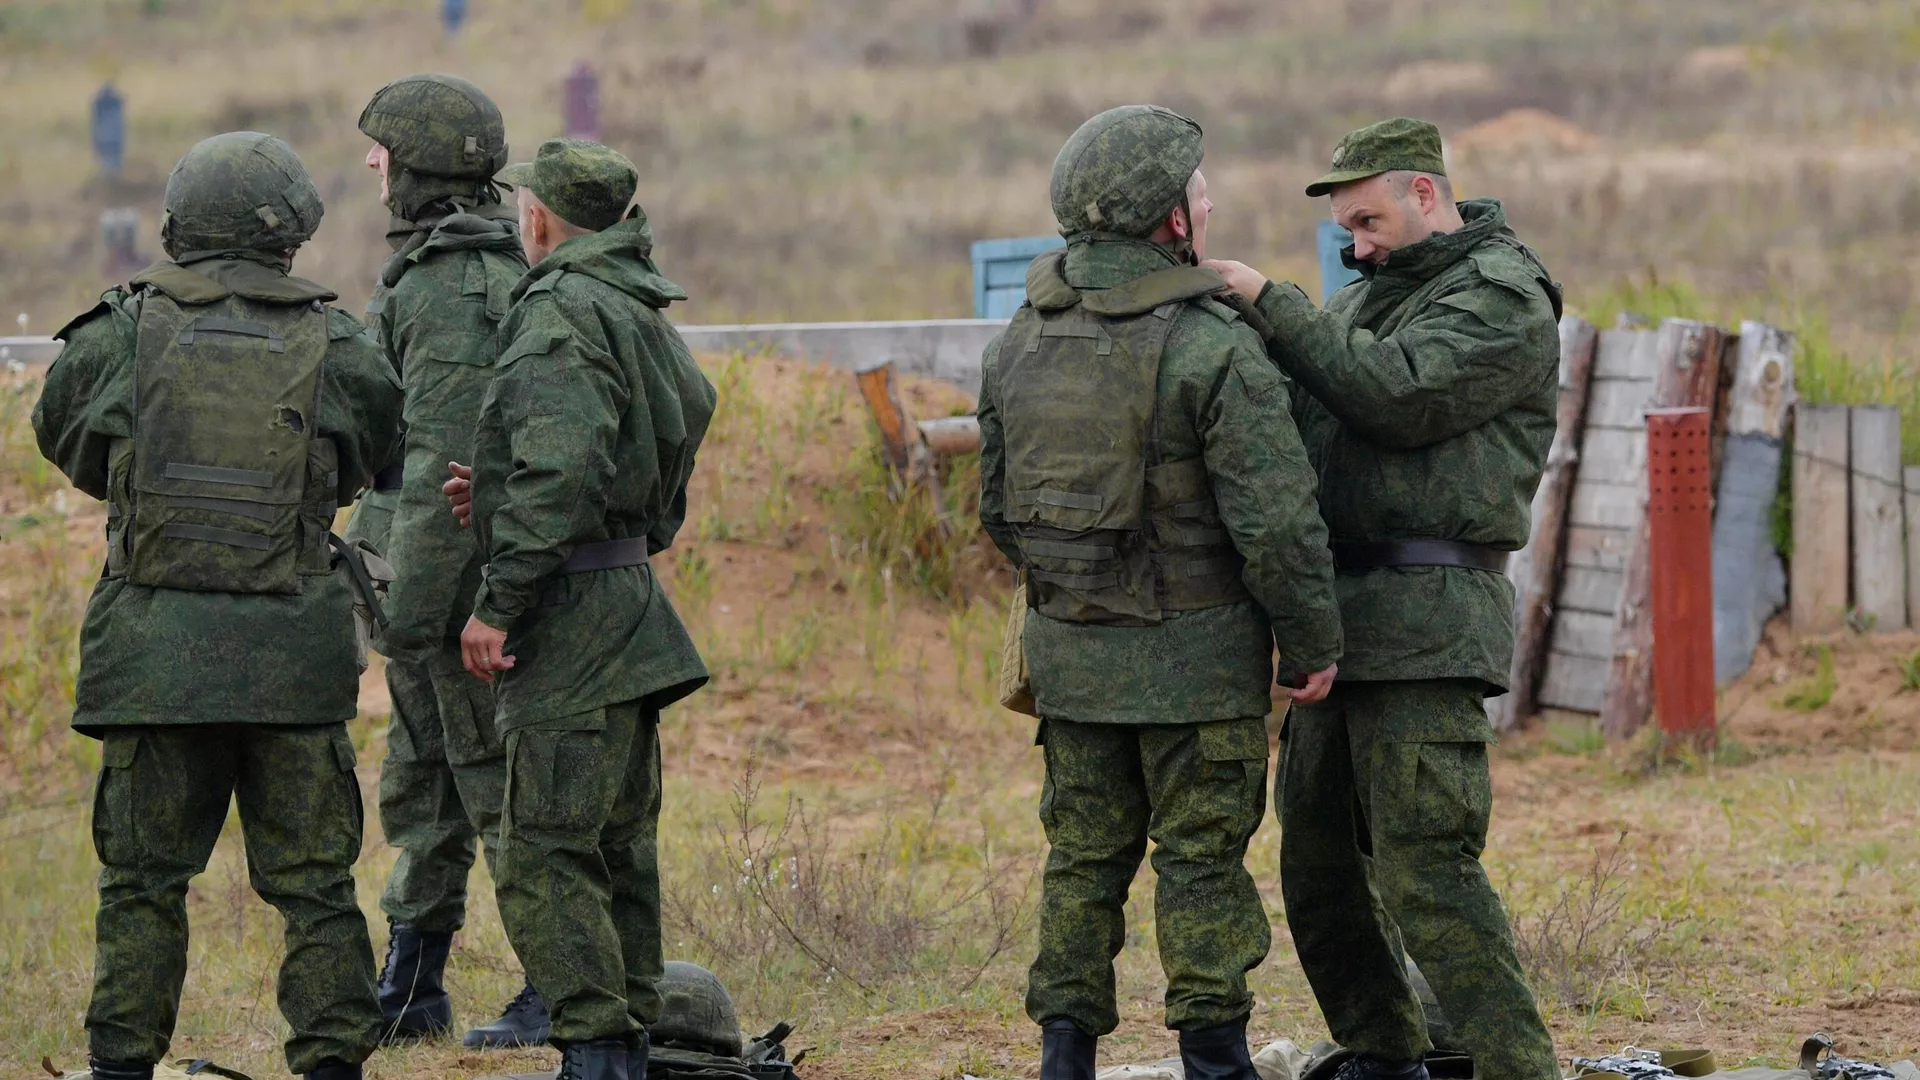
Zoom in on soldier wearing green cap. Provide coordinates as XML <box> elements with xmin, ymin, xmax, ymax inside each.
<box><xmin>442</xmin><ymin>137</ymin><xmax>714</xmax><ymax>1080</ymax></box>
<box><xmin>33</xmin><ymin>132</ymin><xmax>403</xmax><ymax>1080</ymax></box>
<box><xmin>345</xmin><ymin>71</ymin><xmax>551</xmax><ymax>1052</ymax></box>
<box><xmin>978</xmin><ymin>105</ymin><xmax>1342</xmax><ymax>1080</ymax></box>
<box><xmin>1205</xmin><ymin>118</ymin><xmax>1561</xmax><ymax>1080</ymax></box>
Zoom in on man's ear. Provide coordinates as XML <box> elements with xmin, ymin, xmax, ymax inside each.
<box><xmin>1412</xmin><ymin>174</ymin><xmax>1439</xmax><ymax>214</ymax></box>
<box><xmin>526</xmin><ymin>201</ymin><xmax>547</xmax><ymax>248</ymax></box>
<box><xmin>1167</xmin><ymin>203</ymin><xmax>1191</xmax><ymax>242</ymax></box>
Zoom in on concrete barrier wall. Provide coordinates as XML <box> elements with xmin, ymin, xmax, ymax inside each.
<box><xmin>5</xmin><ymin>318</ymin><xmax>1009</xmax><ymax>395</ymax></box>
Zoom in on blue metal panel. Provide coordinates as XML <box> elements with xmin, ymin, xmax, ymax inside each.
<box><xmin>971</xmin><ymin>234</ymin><xmax>1065</xmax><ymax>318</ymax></box>
<box><xmin>91</xmin><ymin>83</ymin><xmax>125</xmax><ymax>178</ymax></box>
<box><xmin>1317</xmin><ymin>219</ymin><xmax>1362</xmax><ymax>303</ymax></box>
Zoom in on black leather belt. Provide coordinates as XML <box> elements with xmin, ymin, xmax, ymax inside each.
<box><xmin>1332</xmin><ymin>540</ymin><xmax>1508</xmax><ymax>573</ymax></box>
<box><xmin>559</xmin><ymin>536</ymin><xmax>650</xmax><ymax>574</ymax></box>
<box><xmin>372</xmin><ymin>462</ymin><xmax>404</xmax><ymax>492</ymax></box>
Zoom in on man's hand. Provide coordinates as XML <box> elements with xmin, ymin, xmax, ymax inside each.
<box><xmin>1201</xmin><ymin>259</ymin><xmax>1271</xmax><ymax>301</ymax></box>
<box><xmin>1288</xmin><ymin>662</ymin><xmax>1338</xmax><ymax>705</ymax></box>
<box><xmin>460</xmin><ymin>615</ymin><xmax>515</xmax><ymax>682</ymax></box>
<box><xmin>444</xmin><ymin>461</ymin><xmax>473</xmax><ymax>528</ymax></box>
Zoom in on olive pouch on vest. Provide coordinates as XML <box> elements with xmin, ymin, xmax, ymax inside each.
<box><xmin>125</xmin><ymin>292</ymin><xmax>328</xmax><ymax>594</ymax></box>
<box><xmin>995</xmin><ymin>250</ymin><xmax>1249</xmax><ymax>626</ymax></box>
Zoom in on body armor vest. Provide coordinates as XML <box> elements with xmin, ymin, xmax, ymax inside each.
<box><xmin>115</xmin><ymin>287</ymin><xmax>333</xmax><ymax>594</ymax></box>
<box><xmin>995</xmin><ymin>250</ymin><xmax>1250</xmax><ymax>626</ymax></box>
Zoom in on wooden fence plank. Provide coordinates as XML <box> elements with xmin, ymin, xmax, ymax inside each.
<box><xmin>1907</xmin><ymin>466</ymin><xmax>1920</xmax><ymax>634</ymax></box>
<box><xmin>1570</xmin><ymin>481</ymin><xmax>1643</xmax><ymax>528</ymax></box>
<box><xmin>1588</xmin><ymin>378</ymin><xmax>1661</xmax><ymax>429</ymax></box>
<box><xmin>1576</xmin><ymin>428</ymin><xmax>1647</xmax><ymax>483</ymax></box>
<box><xmin>1557</xmin><ymin>566</ymin><xmax>1623</xmax><ymax>615</ymax></box>
<box><xmin>1602</xmin><ymin>319</ymin><xmax>1727</xmax><ymax>740</ymax></box>
<box><xmin>1791</xmin><ymin>404</ymin><xmax>1852</xmax><ymax>635</ymax></box>
<box><xmin>1593</xmin><ymin>328</ymin><xmax>1662</xmax><ymax>380</ymax></box>
<box><xmin>1850</xmin><ymin>405</ymin><xmax>1907</xmax><ymax>631</ymax></box>
<box><xmin>1539</xmin><ymin>654</ymin><xmax>1609</xmax><ymax>712</ymax></box>
<box><xmin>1494</xmin><ymin>315</ymin><xmax>1599</xmax><ymax>732</ymax></box>
<box><xmin>1551</xmin><ymin>609</ymin><xmax>1618</xmax><ymax>659</ymax></box>
<box><xmin>1564</xmin><ymin>525</ymin><xmax>1635</xmax><ymax>572</ymax></box>
<box><xmin>1711</xmin><ymin>322</ymin><xmax>1795</xmax><ymax>685</ymax></box>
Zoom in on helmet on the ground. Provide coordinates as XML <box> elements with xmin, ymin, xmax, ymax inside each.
<box><xmin>1050</xmin><ymin>104</ymin><xmax>1204</xmax><ymax>238</ymax></box>
<box><xmin>160</xmin><ymin>131</ymin><xmax>323</xmax><ymax>257</ymax></box>
<box><xmin>358</xmin><ymin>72</ymin><xmax>508</xmax><ymax>179</ymax></box>
<box><xmin>651</xmin><ymin>961</ymin><xmax>744</xmax><ymax>1058</ymax></box>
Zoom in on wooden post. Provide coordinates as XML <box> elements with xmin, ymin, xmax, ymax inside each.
<box><xmin>1493</xmin><ymin>315</ymin><xmax>1598</xmax><ymax>732</ymax></box>
<box><xmin>918</xmin><ymin>415</ymin><xmax>982</xmax><ymax>456</ymax></box>
<box><xmin>1790</xmin><ymin>404</ymin><xmax>1851</xmax><ymax>635</ymax></box>
<box><xmin>1711</xmin><ymin>322</ymin><xmax>1795</xmax><ymax>685</ymax></box>
<box><xmin>1850</xmin><ymin>405</ymin><xmax>1906</xmax><ymax>631</ymax></box>
<box><xmin>1906</xmin><ymin>466</ymin><xmax>1920</xmax><ymax>632</ymax></box>
<box><xmin>1601</xmin><ymin>318</ymin><xmax>1725</xmax><ymax>741</ymax></box>
<box><xmin>855</xmin><ymin>361</ymin><xmax>914</xmax><ymax>472</ymax></box>
<box><xmin>1647</xmin><ymin>408</ymin><xmax>1716</xmax><ymax>744</ymax></box>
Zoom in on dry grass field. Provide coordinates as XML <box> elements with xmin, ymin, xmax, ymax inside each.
<box><xmin>5</xmin><ymin>2</ymin><xmax>1920</xmax><ymax>1078</ymax></box>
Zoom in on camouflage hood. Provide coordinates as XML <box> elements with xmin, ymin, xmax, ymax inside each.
<box><xmin>515</xmin><ymin>208</ymin><xmax>687</xmax><ymax>309</ymax></box>
<box><xmin>379</xmin><ymin>204</ymin><xmax>522</xmax><ymax>287</ymax></box>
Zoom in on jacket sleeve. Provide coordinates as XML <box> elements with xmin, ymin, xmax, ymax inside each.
<box><xmin>469</xmin><ymin>315</ymin><xmax>627</xmax><ymax>633</ymax></box>
<box><xmin>1199</xmin><ymin>326</ymin><xmax>1344</xmax><ymax>675</ymax></box>
<box><xmin>974</xmin><ymin>334</ymin><xmax>1022</xmax><ymax>567</ymax></box>
<box><xmin>318</xmin><ymin>309</ymin><xmax>404</xmax><ymax>505</ymax></box>
<box><xmin>1254</xmin><ymin>274</ymin><xmax>1557</xmax><ymax>450</ymax></box>
<box><xmin>32</xmin><ymin>296</ymin><xmax>138</xmax><ymax>501</ymax></box>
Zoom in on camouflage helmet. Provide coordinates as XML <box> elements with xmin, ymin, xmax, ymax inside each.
<box><xmin>160</xmin><ymin>131</ymin><xmax>323</xmax><ymax>258</ymax></box>
<box><xmin>1050</xmin><ymin>105</ymin><xmax>1204</xmax><ymax>238</ymax></box>
<box><xmin>650</xmin><ymin>961</ymin><xmax>744</xmax><ymax>1058</ymax></box>
<box><xmin>358</xmin><ymin>73</ymin><xmax>507</xmax><ymax>179</ymax></box>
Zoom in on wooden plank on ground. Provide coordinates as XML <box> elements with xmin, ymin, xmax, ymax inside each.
<box><xmin>1850</xmin><ymin>405</ymin><xmax>1907</xmax><ymax>631</ymax></box>
<box><xmin>1907</xmin><ymin>466</ymin><xmax>1920</xmax><ymax>634</ymax></box>
<box><xmin>1539</xmin><ymin>653</ymin><xmax>1609</xmax><ymax>713</ymax></box>
<box><xmin>1790</xmin><ymin>404</ymin><xmax>1851</xmax><ymax>635</ymax></box>
<box><xmin>1493</xmin><ymin>315</ymin><xmax>1599</xmax><ymax>732</ymax></box>
<box><xmin>1602</xmin><ymin>318</ymin><xmax>1726</xmax><ymax>740</ymax></box>
<box><xmin>1711</xmin><ymin>322</ymin><xmax>1795</xmax><ymax>685</ymax></box>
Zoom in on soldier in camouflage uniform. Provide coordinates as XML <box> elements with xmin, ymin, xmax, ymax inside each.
<box><xmin>1205</xmin><ymin>119</ymin><xmax>1562</xmax><ymax>1080</ymax></box>
<box><xmin>33</xmin><ymin>133</ymin><xmax>402</xmax><ymax>1080</ymax></box>
<box><xmin>978</xmin><ymin>106</ymin><xmax>1343</xmax><ymax>1080</ymax></box>
<box><xmin>344</xmin><ymin>72</ymin><xmax>551</xmax><ymax>1050</ymax></box>
<box><xmin>443</xmin><ymin>139</ymin><xmax>714</xmax><ymax>1080</ymax></box>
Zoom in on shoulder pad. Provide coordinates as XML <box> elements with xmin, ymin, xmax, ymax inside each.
<box><xmin>53</xmin><ymin>289</ymin><xmax>135</xmax><ymax>341</ymax></box>
<box><xmin>326</xmin><ymin>307</ymin><xmax>373</xmax><ymax>342</ymax></box>
<box><xmin>498</xmin><ymin>326</ymin><xmax>571</xmax><ymax>367</ymax></box>
<box><xmin>129</xmin><ymin>262</ymin><xmax>232</xmax><ymax>304</ymax></box>
<box><xmin>1082</xmin><ymin>265</ymin><xmax>1227</xmax><ymax>317</ymax></box>
<box><xmin>1024</xmin><ymin>249</ymin><xmax>1079</xmax><ymax>312</ymax></box>
<box><xmin>1467</xmin><ymin>239</ymin><xmax>1563</xmax><ymax>318</ymax></box>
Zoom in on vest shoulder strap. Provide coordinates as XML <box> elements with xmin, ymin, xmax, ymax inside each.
<box><xmin>1023</xmin><ymin>249</ymin><xmax>1079</xmax><ymax>312</ymax></box>
<box><xmin>1081</xmin><ymin>265</ymin><xmax>1228</xmax><ymax>317</ymax></box>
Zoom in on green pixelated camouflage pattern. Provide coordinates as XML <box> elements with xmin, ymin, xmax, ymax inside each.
<box><xmin>978</xmin><ymin>236</ymin><xmax>1342</xmax><ymax>721</ymax></box>
<box><xmin>1050</xmin><ymin>105</ymin><xmax>1203</xmax><ymax>238</ymax></box>
<box><xmin>496</xmin><ymin>701</ymin><xmax>664</xmax><ymax>1041</ymax></box>
<box><xmin>469</xmin><ymin>210</ymin><xmax>712</xmax><ymax>729</ymax></box>
<box><xmin>1305</xmin><ymin>117</ymin><xmax>1448</xmax><ymax>196</ymax></box>
<box><xmin>359</xmin><ymin>73</ymin><xmax>508</xmax><ymax>179</ymax></box>
<box><xmin>374</xmin><ymin>645</ymin><xmax>506</xmax><ymax>931</ymax></box>
<box><xmin>497</xmin><ymin>138</ymin><xmax>638</xmax><ymax>231</ymax></box>
<box><xmin>34</xmin><ymin>257</ymin><xmax>402</xmax><ymax>734</ymax></box>
<box><xmin>1278</xmin><ymin>678</ymin><xmax>1556</xmax><ymax>1079</ymax></box>
<box><xmin>86</xmin><ymin>723</ymin><xmax>379</xmax><ymax>1072</ymax></box>
<box><xmin>1026</xmin><ymin>716</ymin><xmax>1270</xmax><ymax>1034</ymax></box>
<box><xmin>1253</xmin><ymin>199</ymin><xmax>1561</xmax><ymax>693</ymax></box>
<box><xmin>159</xmin><ymin>132</ymin><xmax>323</xmax><ymax>258</ymax></box>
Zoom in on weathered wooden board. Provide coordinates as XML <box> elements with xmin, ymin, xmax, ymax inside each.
<box><xmin>1493</xmin><ymin>315</ymin><xmax>1599</xmax><ymax>732</ymax></box>
<box><xmin>1551</xmin><ymin>609</ymin><xmax>1618</xmax><ymax>660</ymax></box>
<box><xmin>1907</xmin><ymin>466</ymin><xmax>1920</xmax><ymax>634</ymax></box>
<box><xmin>1564</xmin><ymin>525</ymin><xmax>1635</xmax><ymax>572</ymax></box>
<box><xmin>1593</xmin><ymin>328</ymin><xmax>1662</xmax><ymax>380</ymax></box>
<box><xmin>1576</xmin><ymin>427</ymin><xmax>1648</xmax><ymax>484</ymax></box>
<box><xmin>1711</xmin><ymin>322</ymin><xmax>1795</xmax><ymax>685</ymax></box>
<box><xmin>1602</xmin><ymin>319</ymin><xmax>1727</xmax><ymax>739</ymax></box>
<box><xmin>1570</xmin><ymin>481</ymin><xmax>1643</xmax><ymax>528</ymax></box>
<box><xmin>1558</xmin><ymin>566</ymin><xmax>1623</xmax><ymax>615</ymax></box>
<box><xmin>1791</xmin><ymin>404</ymin><xmax>1852</xmax><ymax>635</ymax></box>
<box><xmin>1850</xmin><ymin>405</ymin><xmax>1907</xmax><ymax>631</ymax></box>
<box><xmin>1540</xmin><ymin>652</ymin><xmax>1609</xmax><ymax>712</ymax></box>
<box><xmin>1587</xmin><ymin>377</ymin><xmax>1662</xmax><ymax>429</ymax></box>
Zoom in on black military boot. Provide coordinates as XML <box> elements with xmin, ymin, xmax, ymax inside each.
<box><xmin>86</xmin><ymin>1060</ymin><xmax>154</xmax><ymax>1080</ymax></box>
<box><xmin>303</xmin><ymin>1059</ymin><xmax>363</xmax><ymax>1080</ymax></box>
<box><xmin>375</xmin><ymin>922</ymin><xmax>454</xmax><ymax>1042</ymax></box>
<box><xmin>1178</xmin><ymin>1018</ymin><xmax>1259</xmax><ymax>1080</ymax></box>
<box><xmin>1331</xmin><ymin>1053</ymin><xmax>1432</xmax><ymax>1080</ymax></box>
<box><xmin>463</xmin><ymin>978</ymin><xmax>553</xmax><ymax>1048</ymax></box>
<box><xmin>556</xmin><ymin>1037</ymin><xmax>631</xmax><ymax>1080</ymax></box>
<box><xmin>1039</xmin><ymin>1019</ymin><xmax>1097</xmax><ymax>1080</ymax></box>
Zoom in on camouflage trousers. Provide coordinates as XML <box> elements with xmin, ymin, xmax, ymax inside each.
<box><xmin>86</xmin><ymin>723</ymin><xmax>380</xmax><ymax>1073</ymax></box>
<box><xmin>495</xmin><ymin>700</ymin><xmax>664</xmax><ymax>1044</ymax></box>
<box><xmin>1026</xmin><ymin>716</ymin><xmax>1271</xmax><ymax>1036</ymax></box>
<box><xmin>1278</xmin><ymin>679</ymin><xmax>1557</xmax><ymax>1080</ymax></box>
<box><xmin>377</xmin><ymin>645</ymin><xmax>507</xmax><ymax>932</ymax></box>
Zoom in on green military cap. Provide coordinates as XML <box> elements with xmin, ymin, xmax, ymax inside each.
<box><xmin>496</xmin><ymin>138</ymin><xmax>637</xmax><ymax>231</ymax></box>
<box><xmin>1304</xmin><ymin>117</ymin><xmax>1446</xmax><ymax>197</ymax></box>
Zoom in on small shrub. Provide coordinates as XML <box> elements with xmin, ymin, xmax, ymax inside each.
<box><xmin>1512</xmin><ymin>835</ymin><xmax>1668</xmax><ymax>1014</ymax></box>
<box><xmin>1779</xmin><ymin>642</ymin><xmax>1837</xmax><ymax>711</ymax></box>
